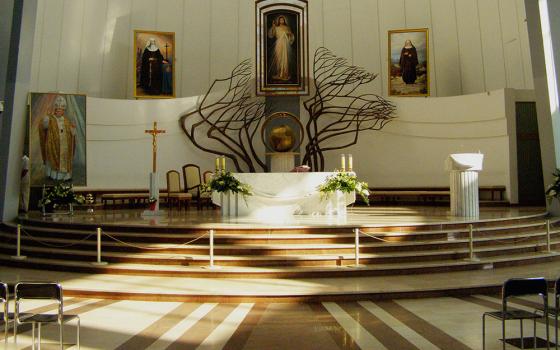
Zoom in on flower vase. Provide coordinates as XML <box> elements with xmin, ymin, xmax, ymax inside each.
<box><xmin>325</xmin><ymin>191</ymin><xmax>347</xmax><ymax>216</ymax></box>
<box><xmin>69</xmin><ymin>203</ymin><xmax>74</xmax><ymax>216</ymax></box>
<box><xmin>149</xmin><ymin>200</ymin><xmax>157</xmax><ymax>211</ymax></box>
<box><xmin>220</xmin><ymin>192</ymin><xmax>232</xmax><ymax>217</ymax></box>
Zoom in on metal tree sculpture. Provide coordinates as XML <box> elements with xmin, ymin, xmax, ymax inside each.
<box><xmin>302</xmin><ymin>47</ymin><xmax>396</xmax><ymax>171</ymax></box>
<box><xmin>179</xmin><ymin>59</ymin><xmax>269</xmax><ymax>172</ymax></box>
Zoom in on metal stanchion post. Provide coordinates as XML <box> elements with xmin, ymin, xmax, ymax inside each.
<box><xmin>202</xmin><ymin>229</ymin><xmax>220</xmax><ymax>269</ymax></box>
<box><xmin>354</xmin><ymin>228</ymin><xmax>360</xmax><ymax>266</ymax></box>
<box><xmin>465</xmin><ymin>224</ymin><xmax>479</xmax><ymax>261</ymax></box>
<box><xmin>210</xmin><ymin>229</ymin><xmax>214</xmax><ymax>268</ymax></box>
<box><xmin>91</xmin><ymin>227</ymin><xmax>108</xmax><ymax>266</ymax></box>
<box><xmin>11</xmin><ymin>224</ymin><xmax>27</xmax><ymax>260</ymax></box>
<box><xmin>546</xmin><ymin>219</ymin><xmax>555</xmax><ymax>253</ymax></box>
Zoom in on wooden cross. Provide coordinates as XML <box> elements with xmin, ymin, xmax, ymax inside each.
<box><xmin>145</xmin><ymin>122</ymin><xmax>166</xmax><ymax>173</ymax></box>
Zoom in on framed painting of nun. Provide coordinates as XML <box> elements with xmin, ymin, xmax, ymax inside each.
<box><xmin>388</xmin><ymin>28</ymin><xmax>429</xmax><ymax>96</ymax></box>
<box><xmin>134</xmin><ymin>30</ymin><xmax>175</xmax><ymax>99</ymax></box>
<box><xmin>256</xmin><ymin>0</ymin><xmax>309</xmax><ymax>96</ymax></box>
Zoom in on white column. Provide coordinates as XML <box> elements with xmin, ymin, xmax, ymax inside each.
<box><xmin>0</xmin><ymin>0</ymin><xmax>38</xmax><ymax>221</ymax></box>
<box><xmin>450</xmin><ymin>170</ymin><xmax>480</xmax><ymax>218</ymax></box>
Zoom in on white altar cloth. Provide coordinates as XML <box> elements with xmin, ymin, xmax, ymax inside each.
<box><xmin>212</xmin><ymin>172</ymin><xmax>356</xmax><ymax>217</ymax></box>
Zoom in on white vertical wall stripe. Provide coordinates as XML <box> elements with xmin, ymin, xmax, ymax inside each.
<box><xmin>322</xmin><ymin>302</ymin><xmax>388</xmax><ymax>350</ymax></box>
<box><xmin>196</xmin><ymin>303</ymin><xmax>254</xmax><ymax>350</ymax></box>
<box><xmin>30</xmin><ymin>0</ymin><xmax>533</xmax><ymax>98</ymax></box>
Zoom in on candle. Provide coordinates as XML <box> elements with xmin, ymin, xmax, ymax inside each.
<box><xmin>215</xmin><ymin>157</ymin><xmax>220</xmax><ymax>172</ymax></box>
<box><xmin>222</xmin><ymin>156</ymin><xmax>226</xmax><ymax>172</ymax></box>
<box><xmin>340</xmin><ymin>154</ymin><xmax>346</xmax><ymax>171</ymax></box>
<box><xmin>348</xmin><ymin>154</ymin><xmax>353</xmax><ymax>172</ymax></box>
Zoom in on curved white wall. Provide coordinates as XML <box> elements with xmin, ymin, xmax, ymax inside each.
<box><xmin>84</xmin><ymin>90</ymin><xmax>513</xmax><ymax>201</ymax></box>
<box><xmin>29</xmin><ymin>0</ymin><xmax>532</xmax><ymax>99</ymax></box>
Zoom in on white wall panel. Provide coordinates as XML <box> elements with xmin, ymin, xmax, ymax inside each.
<box><xmin>308</xmin><ymin>0</ymin><xmax>324</xmax><ymax>58</ymax></box>
<box><xmin>498</xmin><ymin>0</ymin><xmax>524</xmax><ymax>89</ymax></box>
<box><xmin>126</xmin><ymin>0</ymin><xmax>158</xmax><ymax>98</ymax></box>
<box><xmin>323</xmin><ymin>0</ymin><xmax>352</xmax><ymax>61</ymax></box>
<box><xmin>209</xmin><ymin>0</ymin><xmax>238</xmax><ymax>81</ymax></box>
<box><xmin>181</xmin><ymin>0</ymin><xmax>211</xmax><ymax>97</ymax></box>
<box><xmin>77</xmin><ymin>0</ymin><xmax>108</xmax><ymax>97</ymax></box>
<box><xmin>57</xmin><ymin>0</ymin><xmax>85</xmax><ymax>93</ymax></box>
<box><xmin>378</xmin><ymin>0</ymin><xmax>405</xmax><ymax>96</ymax></box>
<box><xmin>455</xmin><ymin>0</ymin><xmax>485</xmax><ymax>94</ymax></box>
<box><xmin>429</xmin><ymin>0</ymin><xmax>462</xmax><ymax>96</ymax></box>
<box><xmin>237</xmin><ymin>0</ymin><xmax>254</xmax><ymax>64</ymax></box>
<box><xmin>36</xmin><ymin>0</ymin><xmax>63</xmax><ymax>92</ymax></box>
<box><xmin>350</xmin><ymin>0</ymin><xmax>382</xmax><ymax>95</ymax></box>
<box><xmin>404</xmin><ymin>0</ymin><xmax>436</xmax><ymax>96</ymax></box>
<box><xmin>155</xmin><ymin>0</ymin><xmax>183</xmax><ymax>96</ymax></box>
<box><xmin>29</xmin><ymin>0</ymin><xmax>45</xmax><ymax>92</ymax></box>
<box><xmin>516</xmin><ymin>0</ymin><xmax>534</xmax><ymax>89</ymax></box>
<box><xmin>478</xmin><ymin>0</ymin><xmax>506</xmax><ymax>91</ymax></box>
<box><xmin>100</xmin><ymin>0</ymin><xmax>131</xmax><ymax>98</ymax></box>
<box><xmin>29</xmin><ymin>0</ymin><xmax>534</xmax><ymax>99</ymax></box>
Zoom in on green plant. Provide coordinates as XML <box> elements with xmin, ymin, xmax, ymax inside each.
<box><xmin>39</xmin><ymin>182</ymin><xmax>84</xmax><ymax>208</ymax></box>
<box><xmin>318</xmin><ymin>171</ymin><xmax>370</xmax><ymax>204</ymax></box>
<box><xmin>202</xmin><ymin>171</ymin><xmax>252</xmax><ymax>197</ymax></box>
<box><xmin>546</xmin><ymin>168</ymin><xmax>560</xmax><ymax>201</ymax></box>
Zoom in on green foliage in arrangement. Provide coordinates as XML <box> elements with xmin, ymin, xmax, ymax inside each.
<box><xmin>39</xmin><ymin>182</ymin><xmax>84</xmax><ymax>208</ymax></box>
<box><xmin>546</xmin><ymin>168</ymin><xmax>560</xmax><ymax>201</ymax></box>
<box><xmin>318</xmin><ymin>172</ymin><xmax>370</xmax><ymax>204</ymax></box>
<box><xmin>202</xmin><ymin>171</ymin><xmax>252</xmax><ymax>196</ymax></box>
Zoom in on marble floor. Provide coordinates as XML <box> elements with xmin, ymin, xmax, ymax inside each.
<box><xmin>23</xmin><ymin>206</ymin><xmax>547</xmax><ymax>229</ymax></box>
<box><xmin>1</xmin><ymin>293</ymin><xmax>555</xmax><ymax>349</ymax></box>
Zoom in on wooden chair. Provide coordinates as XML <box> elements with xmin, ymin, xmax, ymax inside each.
<box><xmin>182</xmin><ymin>164</ymin><xmax>211</xmax><ymax>209</ymax></box>
<box><xmin>166</xmin><ymin>170</ymin><xmax>192</xmax><ymax>210</ymax></box>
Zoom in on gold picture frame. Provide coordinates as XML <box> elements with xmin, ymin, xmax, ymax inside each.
<box><xmin>255</xmin><ymin>0</ymin><xmax>309</xmax><ymax>96</ymax></box>
<box><xmin>134</xmin><ymin>30</ymin><xmax>175</xmax><ymax>99</ymax></box>
<box><xmin>28</xmin><ymin>92</ymin><xmax>87</xmax><ymax>187</ymax></box>
<box><xmin>388</xmin><ymin>28</ymin><xmax>429</xmax><ymax>97</ymax></box>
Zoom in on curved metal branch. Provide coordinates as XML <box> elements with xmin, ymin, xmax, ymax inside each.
<box><xmin>303</xmin><ymin>47</ymin><xmax>396</xmax><ymax>171</ymax></box>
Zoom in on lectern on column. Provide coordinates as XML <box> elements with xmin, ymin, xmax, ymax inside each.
<box><xmin>445</xmin><ymin>153</ymin><xmax>484</xmax><ymax>218</ymax></box>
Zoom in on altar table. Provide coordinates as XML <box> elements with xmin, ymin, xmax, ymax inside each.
<box><xmin>212</xmin><ymin>172</ymin><xmax>355</xmax><ymax>217</ymax></box>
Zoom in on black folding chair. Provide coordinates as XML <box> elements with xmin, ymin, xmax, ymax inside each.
<box><xmin>535</xmin><ymin>276</ymin><xmax>560</xmax><ymax>349</ymax></box>
<box><xmin>0</xmin><ymin>282</ymin><xmax>8</xmax><ymax>347</ymax></box>
<box><xmin>14</xmin><ymin>282</ymin><xmax>80</xmax><ymax>350</ymax></box>
<box><xmin>483</xmin><ymin>277</ymin><xmax>550</xmax><ymax>350</ymax></box>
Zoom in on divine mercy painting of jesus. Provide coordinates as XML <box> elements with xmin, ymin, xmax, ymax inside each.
<box><xmin>256</xmin><ymin>0</ymin><xmax>308</xmax><ymax>96</ymax></box>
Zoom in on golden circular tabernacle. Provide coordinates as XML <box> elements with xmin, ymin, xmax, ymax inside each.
<box><xmin>269</xmin><ymin>124</ymin><xmax>294</xmax><ymax>152</ymax></box>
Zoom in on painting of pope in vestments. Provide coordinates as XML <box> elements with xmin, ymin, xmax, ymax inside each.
<box><xmin>29</xmin><ymin>93</ymin><xmax>87</xmax><ymax>186</ymax></box>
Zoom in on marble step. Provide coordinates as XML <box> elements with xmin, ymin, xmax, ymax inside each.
<box><xmin>0</xmin><ymin>250</ymin><xmax>558</xmax><ymax>278</ymax></box>
<box><xmin>1</xmin><ymin>238</ymin><xmax>558</xmax><ymax>267</ymax></box>
<box><xmin>0</xmin><ymin>229</ymin><xmax>556</xmax><ymax>256</ymax></box>
<box><xmin>4</xmin><ymin>218</ymin><xmax>556</xmax><ymax>245</ymax></box>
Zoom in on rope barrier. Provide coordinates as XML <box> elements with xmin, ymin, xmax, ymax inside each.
<box><xmin>100</xmin><ymin>230</ymin><xmax>208</xmax><ymax>250</ymax></box>
<box><xmin>20</xmin><ymin>227</ymin><xmax>97</xmax><ymax>248</ymax></box>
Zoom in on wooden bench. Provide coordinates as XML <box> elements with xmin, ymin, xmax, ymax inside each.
<box><xmin>368</xmin><ymin>186</ymin><xmax>507</xmax><ymax>204</ymax></box>
<box><xmin>101</xmin><ymin>193</ymin><xmax>150</xmax><ymax>208</ymax></box>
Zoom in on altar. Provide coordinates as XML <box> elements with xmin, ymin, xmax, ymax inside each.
<box><xmin>212</xmin><ymin>172</ymin><xmax>356</xmax><ymax>218</ymax></box>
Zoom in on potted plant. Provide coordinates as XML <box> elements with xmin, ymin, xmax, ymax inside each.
<box><xmin>39</xmin><ymin>182</ymin><xmax>84</xmax><ymax>215</ymax></box>
<box><xmin>318</xmin><ymin>172</ymin><xmax>369</xmax><ymax>215</ymax></box>
<box><xmin>546</xmin><ymin>168</ymin><xmax>560</xmax><ymax>202</ymax></box>
<box><xmin>202</xmin><ymin>171</ymin><xmax>252</xmax><ymax>216</ymax></box>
